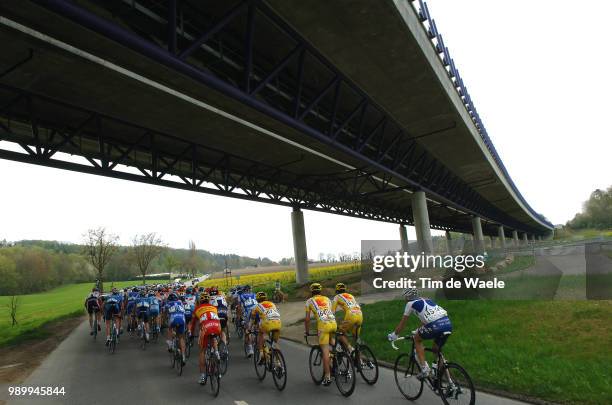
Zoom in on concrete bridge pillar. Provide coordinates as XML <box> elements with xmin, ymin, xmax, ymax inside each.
<box><xmin>522</xmin><ymin>233</ymin><xmax>529</xmax><ymax>246</ymax></box>
<box><xmin>471</xmin><ymin>216</ymin><xmax>484</xmax><ymax>254</ymax></box>
<box><xmin>512</xmin><ymin>230</ymin><xmax>519</xmax><ymax>247</ymax></box>
<box><xmin>490</xmin><ymin>236</ymin><xmax>497</xmax><ymax>250</ymax></box>
<box><xmin>399</xmin><ymin>224</ymin><xmax>409</xmax><ymax>253</ymax></box>
<box><xmin>538</xmin><ymin>235</ymin><xmax>542</xmax><ymax>242</ymax></box>
<box><xmin>445</xmin><ymin>230</ymin><xmax>452</xmax><ymax>254</ymax></box>
<box><xmin>291</xmin><ymin>207</ymin><xmax>309</xmax><ymax>284</ymax></box>
<box><xmin>411</xmin><ymin>191</ymin><xmax>433</xmax><ymax>254</ymax></box>
<box><xmin>498</xmin><ymin>225</ymin><xmax>507</xmax><ymax>250</ymax></box>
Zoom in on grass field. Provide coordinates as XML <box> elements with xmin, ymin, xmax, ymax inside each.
<box><xmin>0</xmin><ymin>280</ymin><xmax>166</xmax><ymax>347</ymax></box>
<box><xmin>360</xmin><ymin>299</ymin><xmax>612</xmax><ymax>405</ymax></box>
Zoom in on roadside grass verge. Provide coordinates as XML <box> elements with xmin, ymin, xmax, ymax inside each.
<box><xmin>0</xmin><ymin>280</ymin><xmax>166</xmax><ymax>347</ymax></box>
<box><xmin>492</xmin><ymin>255</ymin><xmax>535</xmax><ymax>275</ymax></box>
<box><xmin>360</xmin><ymin>299</ymin><xmax>612</xmax><ymax>405</ymax></box>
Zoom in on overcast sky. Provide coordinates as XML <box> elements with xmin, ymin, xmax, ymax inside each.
<box><xmin>0</xmin><ymin>0</ymin><xmax>610</xmax><ymax>261</ymax></box>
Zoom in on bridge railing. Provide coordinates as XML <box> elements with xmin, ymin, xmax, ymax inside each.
<box><xmin>408</xmin><ymin>0</ymin><xmax>552</xmax><ymax>230</ymax></box>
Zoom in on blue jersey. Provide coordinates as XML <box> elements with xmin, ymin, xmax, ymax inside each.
<box><xmin>183</xmin><ymin>295</ymin><xmax>196</xmax><ymax>315</ymax></box>
<box><xmin>166</xmin><ymin>301</ymin><xmax>185</xmax><ymax>322</ymax></box>
<box><xmin>135</xmin><ymin>296</ymin><xmax>150</xmax><ymax>312</ymax></box>
<box><xmin>148</xmin><ymin>297</ymin><xmax>160</xmax><ymax>312</ymax></box>
<box><xmin>105</xmin><ymin>293</ymin><xmax>123</xmax><ymax>307</ymax></box>
<box><xmin>239</xmin><ymin>292</ymin><xmax>257</xmax><ymax>314</ymax></box>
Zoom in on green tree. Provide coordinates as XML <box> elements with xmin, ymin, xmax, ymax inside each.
<box><xmin>567</xmin><ymin>186</ymin><xmax>612</xmax><ymax>229</ymax></box>
<box><xmin>0</xmin><ymin>255</ymin><xmax>19</xmax><ymax>295</ymax></box>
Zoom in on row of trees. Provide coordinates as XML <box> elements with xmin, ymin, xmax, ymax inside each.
<box><xmin>1</xmin><ymin>228</ymin><xmax>278</xmax><ymax>295</ymax></box>
<box><xmin>566</xmin><ymin>186</ymin><xmax>612</xmax><ymax>230</ymax></box>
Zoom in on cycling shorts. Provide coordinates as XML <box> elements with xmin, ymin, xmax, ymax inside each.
<box><xmin>417</xmin><ymin>316</ymin><xmax>452</xmax><ymax>347</ymax></box>
<box><xmin>103</xmin><ymin>303</ymin><xmax>120</xmax><ymax>321</ymax></box>
<box><xmin>170</xmin><ymin>316</ymin><xmax>186</xmax><ymax>334</ymax></box>
<box><xmin>137</xmin><ymin>311</ymin><xmax>149</xmax><ymax>322</ymax></box>
<box><xmin>199</xmin><ymin>319</ymin><xmax>221</xmax><ymax>349</ymax></box>
<box><xmin>317</xmin><ymin>321</ymin><xmax>337</xmax><ymax>345</ymax></box>
<box><xmin>337</xmin><ymin>312</ymin><xmax>363</xmax><ymax>336</ymax></box>
<box><xmin>86</xmin><ymin>303</ymin><xmax>100</xmax><ymax>314</ymax></box>
<box><xmin>260</xmin><ymin>319</ymin><xmax>281</xmax><ymax>341</ymax></box>
<box><xmin>126</xmin><ymin>302</ymin><xmax>135</xmax><ymax>313</ymax></box>
<box><xmin>149</xmin><ymin>309</ymin><xmax>159</xmax><ymax>318</ymax></box>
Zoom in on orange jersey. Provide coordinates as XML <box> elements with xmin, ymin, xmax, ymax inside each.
<box><xmin>193</xmin><ymin>303</ymin><xmax>219</xmax><ymax>322</ymax></box>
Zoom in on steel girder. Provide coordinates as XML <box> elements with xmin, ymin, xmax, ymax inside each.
<box><xmin>0</xmin><ymin>84</ymin><xmax>436</xmax><ymax>226</ymax></box>
<box><xmin>6</xmin><ymin>0</ymin><xmax>545</xmax><ymax>235</ymax></box>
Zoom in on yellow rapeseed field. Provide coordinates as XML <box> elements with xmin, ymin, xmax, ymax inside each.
<box><xmin>197</xmin><ymin>263</ymin><xmax>359</xmax><ymax>290</ymax></box>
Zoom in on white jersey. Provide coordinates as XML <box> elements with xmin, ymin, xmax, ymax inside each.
<box><xmin>404</xmin><ymin>298</ymin><xmax>448</xmax><ymax>324</ymax></box>
<box><xmin>211</xmin><ymin>294</ymin><xmax>227</xmax><ymax>308</ymax></box>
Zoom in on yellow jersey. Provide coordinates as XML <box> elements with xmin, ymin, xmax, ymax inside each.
<box><xmin>305</xmin><ymin>295</ymin><xmax>336</xmax><ymax>327</ymax></box>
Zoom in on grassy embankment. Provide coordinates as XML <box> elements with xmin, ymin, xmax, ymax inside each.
<box><xmin>360</xmin><ymin>299</ymin><xmax>612</xmax><ymax>405</ymax></box>
<box><xmin>0</xmin><ymin>280</ymin><xmax>166</xmax><ymax>347</ymax></box>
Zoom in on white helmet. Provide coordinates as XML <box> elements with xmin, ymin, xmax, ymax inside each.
<box><xmin>402</xmin><ymin>287</ymin><xmax>418</xmax><ymax>301</ymax></box>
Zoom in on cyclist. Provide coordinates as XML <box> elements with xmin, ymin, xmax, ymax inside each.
<box><xmin>191</xmin><ymin>292</ymin><xmax>221</xmax><ymax>385</ymax></box>
<box><xmin>84</xmin><ymin>287</ymin><xmax>102</xmax><ymax>335</ymax></box>
<box><xmin>249</xmin><ymin>291</ymin><xmax>281</xmax><ymax>365</ymax></box>
<box><xmin>209</xmin><ymin>287</ymin><xmax>229</xmax><ymax>346</ymax></box>
<box><xmin>135</xmin><ymin>289</ymin><xmax>151</xmax><ymax>342</ymax></box>
<box><xmin>304</xmin><ymin>282</ymin><xmax>337</xmax><ymax>386</ymax></box>
<box><xmin>331</xmin><ymin>282</ymin><xmax>362</xmax><ymax>353</ymax></box>
<box><xmin>148</xmin><ymin>291</ymin><xmax>161</xmax><ymax>333</ymax></box>
<box><xmin>103</xmin><ymin>287</ymin><xmax>123</xmax><ymax>346</ymax></box>
<box><xmin>126</xmin><ymin>288</ymin><xmax>139</xmax><ymax>332</ymax></box>
<box><xmin>387</xmin><ymin>288</ymin><xmax>452</xmax><ymax>379</ymax></box>
<box><xmin>166</xmin><ymin>292</ymin><xmax>187</xmax><ymax>364</ymax></box>
<box><xmin>238</xmin><ymin>285</ymin><xmax>258</xmax><ymax>357</ymax></box>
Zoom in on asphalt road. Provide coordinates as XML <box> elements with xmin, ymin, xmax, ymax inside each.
<box><xmin>1</xmin><ymin>320</ymin><xmax>527</xmax><ymax>405</ymax></box>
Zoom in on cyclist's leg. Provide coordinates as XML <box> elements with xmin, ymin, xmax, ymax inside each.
<box><xmin>95</xmin><ymin>308</ymin><xmax>102</xmax><ymax>330</ymax></box>
<box><xmin>104</xmin><ymin>306</ymin><xmax>111</xmax><ymax>340</ymax></box>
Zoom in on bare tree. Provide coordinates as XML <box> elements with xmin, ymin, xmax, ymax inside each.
<box><xmin>183</xmin><ymin>240</ymin><xmax>200</xmax><ymax>278</ymax></box>
<box><xmin>132</xmin><ymin>233</ymin><xmax>166</xmax><ymax>284</ymax></box>
<box><xmin>8</xmin><ymin>295</ymin><xmax>20</xmax><ymax>326</ymax></box>
<box><xmin>83</xmin><ymin>227</ymin><xmax>119</xmax><ymax>292</ymax></box>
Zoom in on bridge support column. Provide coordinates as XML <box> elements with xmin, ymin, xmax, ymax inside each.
<box><xmin>399</xmin><ymin>224</ymin><xmax>409</xmax><ymax>253</ymax></box>
<box><xmin>291</xmin><ymin>207</ymin><xmax>309</xmax><ymax>284</ymax></box>
<box><xmin>512</xmin><ymin>230</ymin><xmax>519</xmax><ymax>247</ymax></box>
<box><xmin>538</xmin><ymin>235</ymin><xmax>542</xmax><ymax>242</ymax></box>
<box><xmin>471</xmin><ymin>216</ymin><xmax>484</xmax><ymax>254</ymax></box>
<box><xmin>491</xmin><ymin>236</ymin><xmax>496</xmax><ymax>249</ymax></box>
<box><xmin>522</xmin><ymin>233</ymin><xmax>529</xmax><ymax>246</ymax></box>
<box><xmin>411</xmin><ymin>191</ymin><xmax>433</xmax><ymax>254</ymax></box>
<box><xmin>445</xmin><ymin>231</ymin><xmax>452</xmax><ymax>254</ymax></box>
<box><xmin>498</xmin><ymin>226</ymin><xmax>507</xmax><ymax>250</ymax></box>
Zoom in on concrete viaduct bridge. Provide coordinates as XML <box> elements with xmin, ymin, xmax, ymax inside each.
<box><xmin>0</xmin><ymin>0</ymin><xmax>553</xmax><ymax>282</ymax></box>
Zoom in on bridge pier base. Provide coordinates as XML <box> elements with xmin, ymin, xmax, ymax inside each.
<box><xmin>522</xmin><ymin>233</ymin><xmax>529</xmax><ymax>246</ymax></box>
<box><xmin>411</xmin><ymin>191</ymin><xmax>433</xmax><ymax>254</ymax></box>
<box><xmin>512</xmin><ymin>230</ymin><xmax>519</xmax><ymax>247</ymax></box>
<box><xmin>291</xmin><ymin>207</ymin><xmax>309</xmax><ymax>285</ymax></box>
<box><xmin>471</xmin><ymin>216</ymin><xmax>484</xmax><ymax>254</ymax></box>
<box><xmin>399</xmin><ymin>224</ymin><xmax>409</xmax><ymax>253</ymax></box>
<box><xmin>498</xmin><ymin>226</ymin><xmax>507</xmax><ymax>250</ymax></box>
<box><xmin>491</xmin><ymin>236</ymin><xmax>496</xmax><ymax>250</ymax></box>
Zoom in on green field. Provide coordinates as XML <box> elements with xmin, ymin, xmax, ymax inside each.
<box><xmin>0</xmin><ymin>280</ymin><xmax>166</xmax><ymax>346</ymax></box>
<box><xmin>360</xmin><ymin>299</ymin><xmax>612</xmax><ymax>405</ymax></box>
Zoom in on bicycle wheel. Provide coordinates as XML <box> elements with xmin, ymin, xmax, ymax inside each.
<box><xmin>271</xmin><ymin>349</ymin><xmax>287</xmax><ymax>391</ymax></box>
<box><xmin>208</xmin><ymin>358</ymin><xmax>220</xmax><ymax>397</ymax></box>
<box><xmin>219</xmin><ymin>340</ymin><xmax>229</xmax><ymax>375</ymax></box>
<box><xmin>438</xmin><ymin>362</ymin><xmax>475</xmax><ymax>405</ymax></box>
<box><xmin>355</xmin><ymin>344</ymin><xmax>379</xmax><ymax>385</ymax></box>
<box><xmin>186</xmin><ymin>336</ymin><xmax>192</xmax><ymax>358</ymax></box>
<box><xmin>334</xmin><ymin>351</ymin><xmax>356</xmax><ymax>397</ymax></box>
<box><xmin>393</xmin><ymin>353</ymin><xmax>423</xmax><ymax>400</ymax></box>
<box><xmin>308</xmin><ymin>346</ymin><xmax>324</xmax><ymax>385</ymax></box>
<box><xmin>236</xmin><ymin>321</ymin><xmax>244</xmax><ymax>339</ymax></box>
<box><xmin>254</xmin><ymin>347</ymin><xmax>267</xmax><ymax>380</ymax></box>
<box><xmin>177</xmin><ymin>350</ymin><xmax>184</xmax><ymax>376</ymax></box>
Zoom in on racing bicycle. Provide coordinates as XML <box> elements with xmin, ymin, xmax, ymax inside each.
<box><xmin>391</xmin><ymin>332</ymin><xmax>475</xmax><ymax>405</ymax></box>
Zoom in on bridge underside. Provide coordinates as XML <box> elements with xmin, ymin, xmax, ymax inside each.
<box><xmin>0</xmin><ymin>0</ymin><xmax>550</xmax><ymax>237</ymax></box>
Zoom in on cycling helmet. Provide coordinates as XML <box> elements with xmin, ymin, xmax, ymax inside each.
<box><xmin>111</xmin><ymin>287</ymin><xmax>118</xmax><ymax>294</ymax></box>
<box><xmin>243</xmin><ymin>284</ymin><xmax>251</xmax><ymax>292</ymax></box>
<box><xmin>210</xmin><ymin>287</ymin><xmax>219</xmax><ymax>296</ymax></box>
<box><xmin>402</xmin><ymin>287</ymin><xmax>418</xmax><ymax>301</ymax></box>
<box><xmin>132</xmin><ymin>288</ymin><xmax>139</xmax><ymax>293</ymax></box>
<box><xmin>92</xmin><ymin>287</ymin><xmax>99</xmax><ymax>293</ymax></box>
<box><xmin>186</xmin><ymin>287</ymin><xmax>193</xmax><ymax>294</ymax></box>
<box><xmin>200</xmin><ymin>293</ymin><xmax>210</xmax><ymax>303</ymax></box>
<box><xmin>309</xmin><ymin>283</ymin><xmax>322</xmax><ymax>294</ymax></box>
<box><xmin>167</xmin><ymin>292</ymin><xmax>179</xmax><ymax>302</ymax></box>
<box><xmin>139</xmin><ymin>290</ymin><xmax>146</xmax><ymax>297</ymax></box>
<box><xmin>256</xmin><ymin>291</ymin><xmax>267</xmax><ymax>302</ymax></box>
<box><xmin>335</xmin><ymin>283</ymin><xmax>347</xmax><ymax>294</ymax></box>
